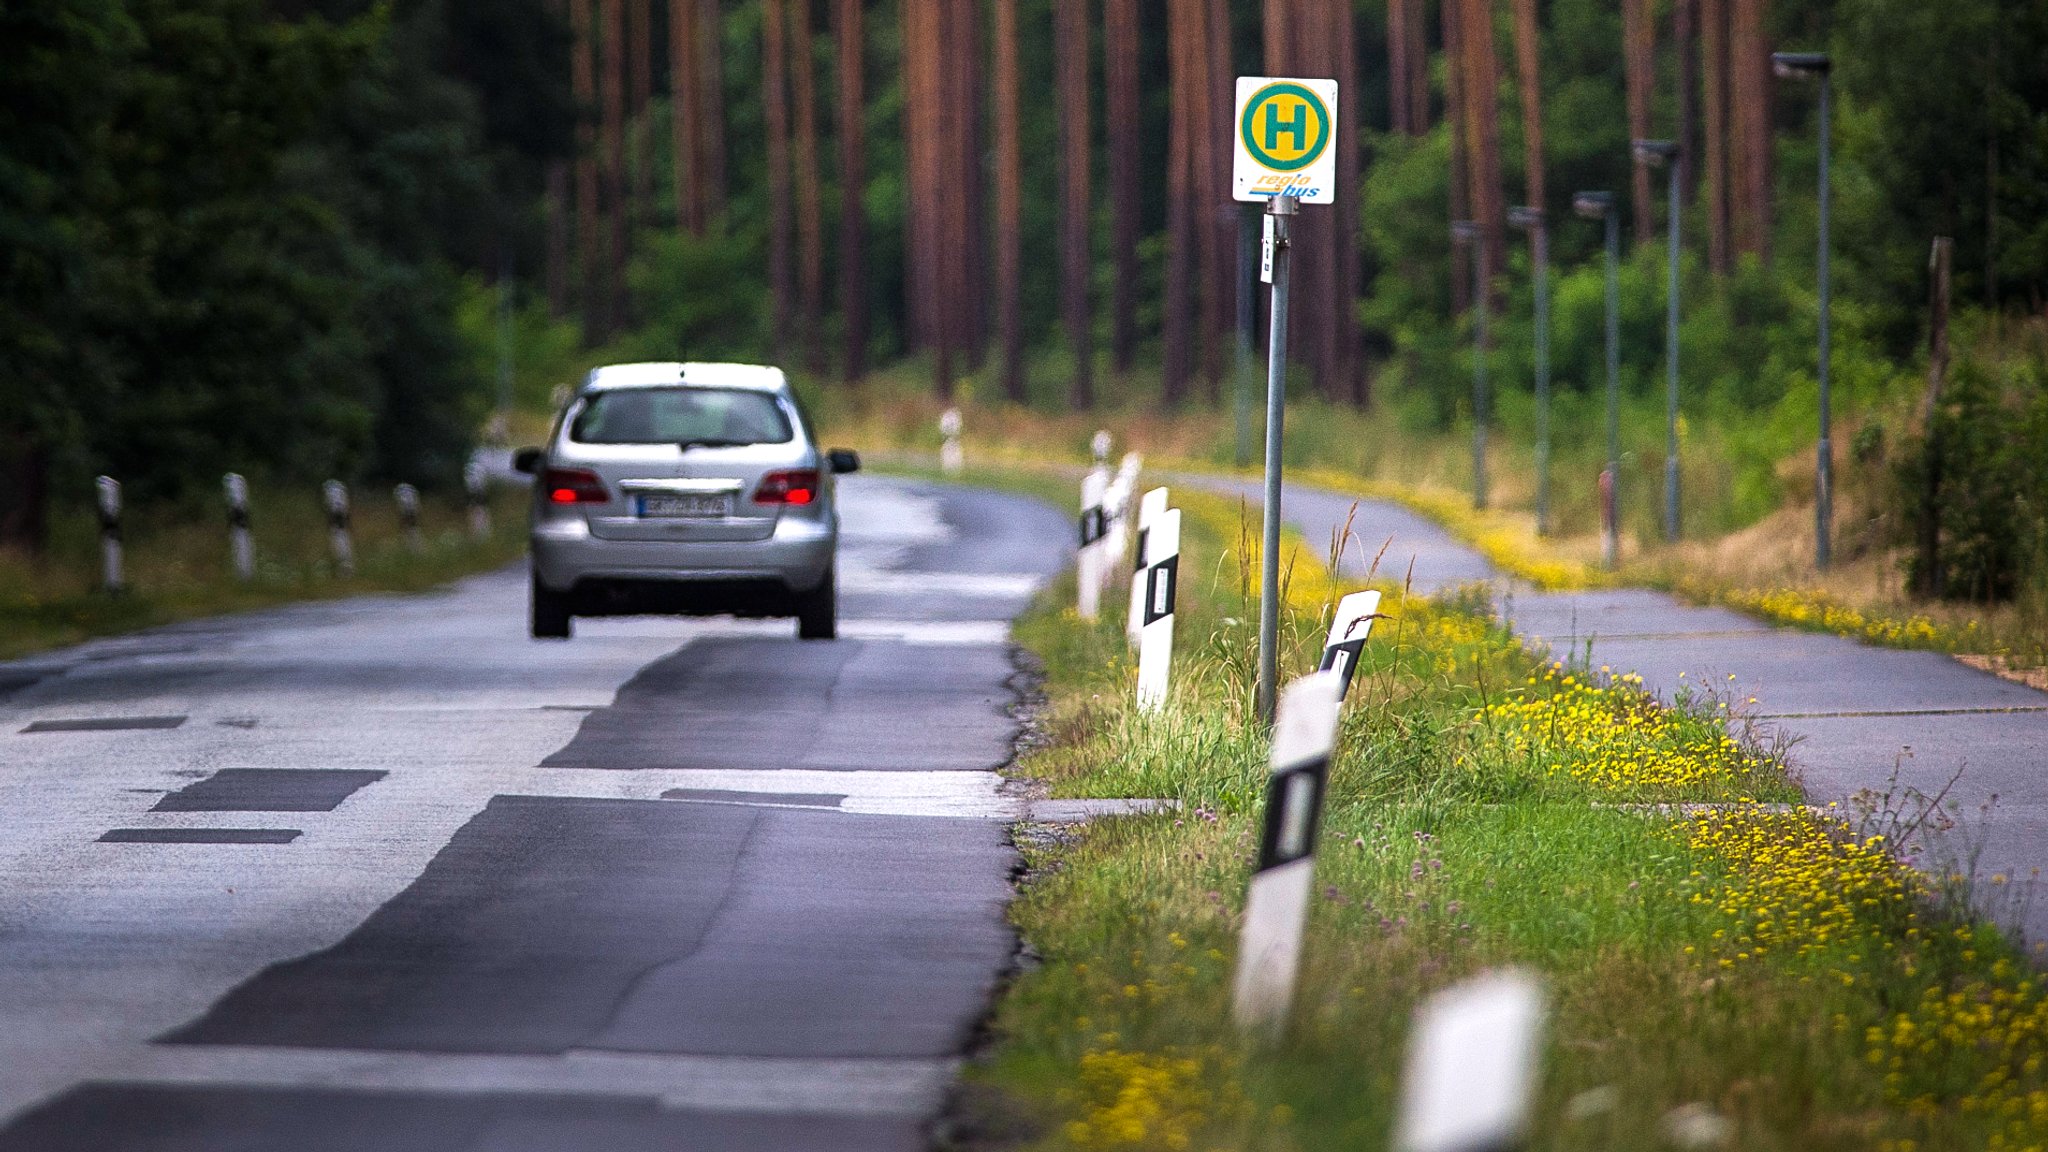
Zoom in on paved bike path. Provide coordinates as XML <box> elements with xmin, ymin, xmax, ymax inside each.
<box><xmin>1189</xmin><ymin>475</ymin><xmax>2048</xmax><ymax>949</ymax></box>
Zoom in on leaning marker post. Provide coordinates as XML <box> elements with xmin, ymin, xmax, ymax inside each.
<box><xmin>323</xmin><ymin>480</ymin><xmax>355</xmax><ymax>577</ymax></box>
<box><xmin>1235</xmin><ymin>75</ymin><xmax>1338</xmax><ymax>726</ymax></box>
<box><xmin>1393</xmin><ymin>969</ymin><xmax>1549</xmax><ymax>1152</ymax></box>
<box><xmin>1134</xmin><ymin>508</ymin><xmax>1181</xmax><ymax>712</ymax></box>
<box><xmin>224</xmin><ymin>473</ymin><xmax>254</xmax><ymax>581</ymax></box>
<box><xmin>939</xmin><ymin>408</ymin><xmax>964</xmax><ymax>474</ymax></box>
<box><xmin>95</xmin><ymin>476</ymin><xmax>124</xmax><ymax>593</ymax></box>
<box><xmin>1318</xmin><ymin>590</ymin><xmax>1382</xmax><ymax>701</ymax></box>
<box><xmin>1232</xmin><ymin>669</ymin><xmax>1343</xmax><ymax>1032</ymax></box>
<box><xmin>1076</xmin><ymin>466</ymin><xmax>1110</xmax><ymax>620</ymax></box>
<box><xmin>1126</xmin><ymin>486</ymin><xmax>1169</xmax><ymax>646</ymax></box>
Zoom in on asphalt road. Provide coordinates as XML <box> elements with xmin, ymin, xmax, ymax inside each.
<box><xmin>1189</xmin><ymin>474</ymin><xmax>2048</xmax><ymax>948</ymax></box>
<box><xmin>0</xmin><ymin>475</ymin><xmax>1069</xmax><ymax>1151</ymax></box>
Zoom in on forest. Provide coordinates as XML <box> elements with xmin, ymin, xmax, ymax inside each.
<box><xmin>4</xmin><ymin>0</ymin><xmax>2045</xmax><ymax>599</ymax></box>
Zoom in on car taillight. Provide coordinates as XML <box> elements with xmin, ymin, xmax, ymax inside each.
<box><xmin>753</xmin><ymin>469</ymin><xmax>820</xmax><ymax>506</ymax></box>
<box><xmin>544</xmin><ymin>467</ymin><xmax>609</xmax><ymax>504</ymax></box>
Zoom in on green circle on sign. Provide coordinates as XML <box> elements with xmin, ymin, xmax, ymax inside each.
<box><xmin>1240</xmin><ymin>82</ymin><xmax>1331</xmax><ymax>173</ymax></box>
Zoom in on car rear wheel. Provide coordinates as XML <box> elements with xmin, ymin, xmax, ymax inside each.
<box><xmin>795</xmin><ymin>566</ymin><xmax>836</xmax><ymax>640</ymax></box>
<box><xmin>531</xmin><ymin>573</ymin><xmax>573</xmax><ymax>639</ymax></box>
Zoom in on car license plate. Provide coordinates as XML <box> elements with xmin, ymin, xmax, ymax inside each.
<box><xmin>637</xmin><ymin>492</ymin><xmax>732</xmax><ymax>519</ymax></box>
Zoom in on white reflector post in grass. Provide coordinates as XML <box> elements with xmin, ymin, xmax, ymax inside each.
<box><xmin>464</xmin><ymin>458</ymin><xmax>490</xmax><ymax>539</ymax></box>
<box><xmin>1231</xmin><ymin>669</ymin><xmax>1343</xmax><ymax>1033</ymax></box>
<box><xmin>1319</xmin><ymin>589</ymin><xmax>1383</xmax><ymax>702</ymax></box>
<box><xmin>395</xmin><ymin>484</ymin><xmax>422</xmax><ymax>553</ymax></box>
<box><xmin>95</xmin><ymin>476</ymin><xmax>123</xmax><ymax>593</ymax></box>
<box><xmin>224</xmin><ymin>473</ymin><xmax>254</xmax><ymax>581</ymax></box>
<box><xmin>1126</xmin><ymin>487</ymin><xmax>1169</xmax><ymax>646</ymax></box>
<box><xmin>1134</xmin><ymin>508</ymin><xmax>1181</xmax><ymax>711</ymax></box>
<box><xmin>939</xmin><ymin>407</ymin><xmax>963</xmax><ymax>474</ymax></box>
<box><xmin>1077</xmin><ymin>467</ymin><xmax>1110</xmax><ymax>620</ymax></box>
<box><xmin>1394</xmin><ymin>969</ymin><xmax>1548</xmax><ymax>1152</ymax></box>
<box><xmin>323</xmin><ymin>480</ymin><xmax>355</xmax><ymax>577</ymax></box>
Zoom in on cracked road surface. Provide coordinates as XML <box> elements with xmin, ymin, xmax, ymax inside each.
<box><xmin>0</xmin><ymin>475</ymin><xmax>1067</xmax><ymax>1151</ymax></box>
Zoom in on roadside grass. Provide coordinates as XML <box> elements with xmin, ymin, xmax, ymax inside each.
<box><xmin>963</xmin><ymin>474</ymin><xmax>2048</xmax><ymax>1152</ymax></box>
<box><xmin>810</xmin><ymin>365</ymin><xmax>2044</xmax><ymax>676</ymax></box>
<box><xmin>0</xmin><ymin>483</ymin><xmax>530</xmax><ymax>660</ymax></box>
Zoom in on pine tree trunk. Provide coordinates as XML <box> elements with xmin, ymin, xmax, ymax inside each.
<box><xmin>670</xmin><ymin>0</ymin><xmax>699</xmax><ymax>233</ymax></box>
<box><xmin>696</xmin><ymin>0</ymin><xmax>726</xmax><ymax>227</ymax></box>
<box><xmin>1700</xmin><ymin>0</ymin><xmax>1730</xmax><ymax>272</ymax></box>
<box><xmin>1056</xmin><ymin>0</ymin><xmax>1093</xmax><ymax>407</ymax></box>
<box><xmin>1336</xmin><ymin>0</ymin><xmax>1366</xmax><ymax>405</ymax></box>
<box><xmin>547</xmin><ymin>160</ymin><xmax>572</xmax><ymax>316</ymax></box>
<box><xmin>1406</xmin><ymin>0</ymin><xmax>1429</xmax><ymax>133</ymax></box>
<box><xmin>601</xmin><ymin>0</ymin><xmax>629</xmax><ymax>326</ymax></box>
<box><xmin>1162</xmin><ymin>0</ymin><xmax>1193</xmax><ymax>406</ymax></box>
<box><xmin>629</xmin><ymin>0</ymin><xmax>653</xmax><ymax>234</ymax></box>
<box><xmin>761</xmin><ymin>0</ymin><xmax>793</xmax><ymax>353</ymax></box>
<box><xmin>1624</xmin><ymin>0</ymin><xmax>1655</xmax><ymax>244</ymax></box>
<box><xmin>1443</xmin><ymin>0</ymin><xmax>1469</xmax><ymax>315</ymax></box>
<box><xmin>951</xmin><ymin>4</ymin><xmax>986</xmax><ymax>366</ymax></box>
<box><xmin>994</xmin><ymin>0</ymin><xmax>1025</xmax><ymax>401</ymax></box>
<box><xmin>573</xmin><ymin>0</ymin><xmax>604</xmax><ymax>339</ymax></box>
<box><xmin>790</xmin><ymin>0</ymin><xmax>825</xmax><ymax>371</ymax></box>
<box><xmin>1729</xmin><ymin>0</ymin><xmax>1770</xmax><ymax>262</ymax></box>
<box><xmin>1207</xmin><ymin>0</ymin><xmax>1236</xmax><ymax>401</ymax></box>
<box><xmin>1459</xmin><ymin>0</ymin><xmax>1505</xmax><ymax>292</ymax></box>
<box><xmin>1105</xmin><ymin>0</ymin><xmax>1140</xmax><ymax>375</ymax></box>
<box><xmin>1191</xmin><ymin>0</ymin><xmax>1224</xmax><ymax>402</ymax></box>
<box><xmin>1388</xmin><ymin>0</ymin><xmax>1412</xmax><ymax>135</ymax></box>
<box><xmin>1511</xmin><ymin>0</ymin><xmax>1544</xmax><ymax>213</ymax></box>
<box><xmin>833</xmin><ymin>0</ymin><xmax>867</xmax><ymax>382</ymax></box>
<box><xmin>1674</xmin><ymin>0</ymin><xmax>1698</xmax><ymax>204</ymax></box>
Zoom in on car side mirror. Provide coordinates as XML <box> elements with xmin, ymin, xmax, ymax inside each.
<box><xmin>512</xmin><ymin>447</ymin><xmax>544</xmax><ymax>475</ymax></box>
<box><xmin>827</xmin><ymin>448</ymin><xmax>861</xmax><ymax>475</ymax></box>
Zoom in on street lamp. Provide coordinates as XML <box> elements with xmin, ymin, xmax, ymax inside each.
<box><xmin>1452</xmin><ymin>220</ymin><xmax>1488</xmax><ymax>509</ymax></box>
<box><xmin>1633</xmin><ymin>139</ymin><xmax>1682</xmax><ymax>542</ymax></box>
<box><xmin>1774</xmin><ymin>50</ymin><xmax>1834</xmax><ymax>570</ymax></box>
<box><xmin>1508</xmin><ymin>205</ymin><xmax>1551</xmax><ymax>535</ymax></box>
<box><xmin>1573</xmin><ymin>191</ymin><xmax>1620</xmax><ymax>568</ymax></box>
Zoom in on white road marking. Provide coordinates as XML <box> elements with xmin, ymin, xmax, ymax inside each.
<box><xmin>838</xmin><ymin>620</ymin><xmax>1011</xmax><ymax>645</ymax></box>
<box><xmin>532</xmin><ymin>768</ymin><xmax>1019</xmax><ymax>820</ymax></box>
<box><xmin>839</xmin><ymin>569</ymin><xmax>1043</xmax><ymax>597</ymax></box>
<box><xmin>110</xmin><ymin>1046</ymin><xmax>957</xmax><ymax>1118</ymax></box>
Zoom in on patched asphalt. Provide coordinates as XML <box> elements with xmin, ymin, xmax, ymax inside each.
<box><xmin>0</xmin><ymin>475</ymin><xmax>1067</xmax><ymax>1150</ymax></box>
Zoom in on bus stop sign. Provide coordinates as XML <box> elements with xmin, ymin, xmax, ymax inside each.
<box><xmin>1233</xmin><ymin>77</ymin><xmax>1339</xmax><ymax>204</ymax></box>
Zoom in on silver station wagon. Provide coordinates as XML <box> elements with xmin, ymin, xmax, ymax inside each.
<box><xmin>514</xmin><ymin>362</ymin><xmax>859</xmax><ymax>640</ymax></box>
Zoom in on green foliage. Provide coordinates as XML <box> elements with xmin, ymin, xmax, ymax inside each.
<box><xmin>1898</xmin><ymin>352</ymin><xmax>2048</xmax><ymax>603</ymax></box>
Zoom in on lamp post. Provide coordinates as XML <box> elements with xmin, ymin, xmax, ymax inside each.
<box><xmin>1633</xmin><ymin>139</ymin><xmax>1682</xmax><ymax>542</ymax></box>
<box><xmin>1774</xmin><ymin>51</ymin><xmax>1834</xmax><ymax>570</ymax></box>
<box><xmin>1573</xmin><ymin>191</ymin><xmax>1621</xmax><ymax>568</ymax></box>
<box><xmin>1508</xmin><ymin>206</ymin><xmax>1551</xmax><ymax>535</ymax></box>
<box><xmin>1452</xmin><ymin>220</ymin><xmax>1488</xmax><ymax>509</ymax></box>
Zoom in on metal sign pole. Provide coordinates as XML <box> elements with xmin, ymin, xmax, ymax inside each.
<box><xmin>1255</xmin><ymin>194</ymin><xmax>1297</xmax><ymax>727</ymax></box>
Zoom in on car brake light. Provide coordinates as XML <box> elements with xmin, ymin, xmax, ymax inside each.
<box><xmin>544</xmin><ymin>467</ymin><xmax>609</xmax><ymax>504</ymax></box>
<box><xmin>754</xmin><ymin>469</ymin><xmax>819</xmax><ymax>506</ymax></box>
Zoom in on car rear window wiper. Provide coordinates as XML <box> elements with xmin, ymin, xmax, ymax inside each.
<box><xmin>677</xmin><ymin>438</ymin><xmax>750</xmax><ymax>451</ymax></box>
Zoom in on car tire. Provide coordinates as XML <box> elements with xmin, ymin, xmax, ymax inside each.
<box><xmin>795</xmin><ymin>565</ymin><xmax>836</xmax><ymax>640</ymax></box>
<box><xmin>531</xmin><ymin>573</ymin><xmax>573</xmax><ymax>639</ymax></box>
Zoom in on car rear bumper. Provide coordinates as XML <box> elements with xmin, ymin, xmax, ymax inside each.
<box><xmin>531</xmin><ymin>514</ymin><xmax>835</xmax><ymax>598</ymax></box>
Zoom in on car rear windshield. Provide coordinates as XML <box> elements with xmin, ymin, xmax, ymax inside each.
<box><xmin>569</xmin><ymin>387</ymin><xmax>794</xmax><ymax>446</ymax></box>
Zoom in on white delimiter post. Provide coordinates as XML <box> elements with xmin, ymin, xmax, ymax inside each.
<box><xmin>1318</xmin><ymin>590</ymin><xmax>1383</xmax><ymax>701</ymax></box>
<box><xmin>1134</xmin><ymin>508</ymin><xmax>1181</xmax><ymax>712</ymax></box>
<box><xmin>1232</xmin><ymin>669</ymin><xmax>1342</xmax><ymax>1032</ymax></box>
<box><xmin>323</xmin><ymin>480</ymin><xmax>355</xmax><ymax>577</ymax></box>
<box><xmin>95</xmin><ymin>476</ymin><xmax>124</xmax><ymax>593</ymax></box>
<box><xmin>939</xmin><ymin>408</ymin><xmax>964</xmax><ymax>474</ymax></box>
<box><xmin>224</xmin><ymin>473</ymin><xmax>254</xmax><ymax>581</ymax></box>
<box><xmin>1394</xmin><ymin>969</ymin><xmax>1548</xmax><ymax>1152</ymax></box>
<box><xmin>1127</xmin><ymin>486</ymin><xmax>1168</xmax><ymax>646</ymax></box>
<box><xmin>1076</xmin><ymin>466</ymin><xmax>1110</xmax><ymax>619</ymax></box>
<box><xmin>465</xmin><ymin>458</ymin><xmax>491</xmax><ymax>539</ymax></box>
<box><xmin>395</xmin><ymin>484</ymin><xmax>422</xmax><ymax>553</ymax></box>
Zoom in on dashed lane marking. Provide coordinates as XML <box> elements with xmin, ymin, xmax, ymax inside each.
<box><xmin>101</xmin><ymin>1045</ymin><xmax>957</xmax><ymax>1119</ymax></box>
